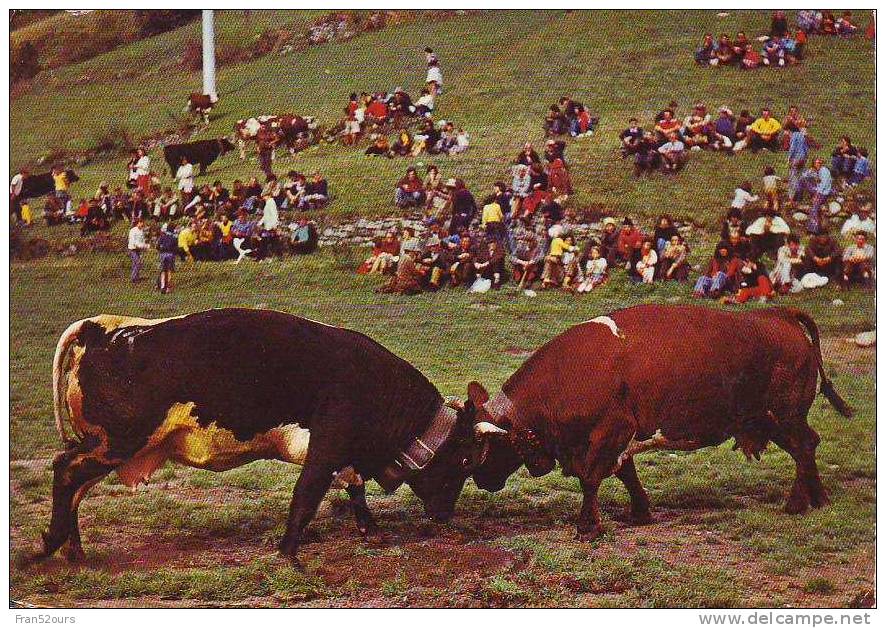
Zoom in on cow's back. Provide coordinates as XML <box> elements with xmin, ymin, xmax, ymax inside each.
<box><xmin>72</xmin><ymin>309</ymin><xmax>441</xmax><ymax>460</ymax></box>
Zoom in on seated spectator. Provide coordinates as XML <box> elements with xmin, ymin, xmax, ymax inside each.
<box><xmin>395</xmin><ymin>167</ymin><xmax>425</xmax><ymax>208</ymax></box>
<box><xmin>770</xmin><ymin>235</ymin><xmax>805</xmax><ymax>293</ymax></box>
<box><xmin>771</xmin><ymin>10</ymin><xmax>788</xmax><ymax>37</ymax></box>
<box><xmin>435</xmin><ymin>121</ymin><xmax>458</xmax><ymax>154</ymax></box>
<box><xmin>231</xmin><ymin>208</ymin><xmax>255</xmax><ymax>263</ymax></box>
<box><xmin>762</xmin><ymin>36</ymin><xmax>785</xmax><ymax>67</ymax></box>
<box><xmin>634</xmin><ymin>132</ymin><xmax>662</xmax><ymax>177</ymax></box>
<box><xmin>840</xmin><ymin>203</ymin><xmax>876</xmax><ymax>239</ymax></box>
<box><xmin>424</xmin><ymin>165</ymin><xmax>447</xmax><ymax>210</ymax></box>
<box><xmin>475</xmin><ymin>241</ymin><xmax>506</xmax><ymax>289</ymax></box>
<box><xmin>544</xmin><ymin>105</ymin><xmax>568</xmax><ymax>136</ymax></box>
<box><xmin>364</xmin><ymin>96</ymin><xmax>389</xmax><ymax>125</ymax></box>
<box><xmin>515</xmin><ymin>142</ymin><xmax>541</xmax><ymax>166</ymax></box>
<box><xmin>802</xmin><ymin>232</ymin><xmax>842</xmax><ymax>281</ymax></box>
<box><xmin>450</xmin><ymin>128</ymin><xmax>471</xmax><ymax>154</ymax></box>
<box><xmin>541</xmin><ymin>226</ymin><xmax>576</xmax><ymax>289</ymax></box>
<box><xmin>620</xmin><ymin>118</ymin><xmax>644</xmax><ymax>156</ymax></box>
<box><xmin>693</xmin><ymin>241</ymin><xmax>740</xmax><ymax>298</ymax></box>
<box><xmin>481</xmin><ymin>195</ymin><xmax>507</xmax><ymax>246</ymax></box>
<box><xmin>450</xmin><ymin>235</ymin><xmax>477</xmax><ymax>287</ymax></box>
<box><xmin>80</xmin><ymin>199</ymin><xmax>109</xmax><ymax>236</ymax></box>
<box><xmin>365</xmin><ymin>134</ymin><xmax>391</xmax><ymax>157</ymax></box>
<box><xmin>391</xmin><ymin>130</ymin><xmax>414</xmax><ymax>157</ymax></box>
<box><xmin>616</xmin><ymin>217</ymin><xmax>643</xmax><ymax>266</ymax></box>
<box><xmin>522</xmin><ymin>163</ymin><xmax>549</xmax><ymax>216</ymax></box>
<box><xmin>836</xmin><ymin>11</ymin><xmax>859</xmax><ymax>36</ymax></box>
<box><xmin>178</xmin><ymin>220</ymin><xmax>198</xmax><ymax>262</ymax></box>
<box><xmin>659</xmin><ymin>234</ymin><xmax>689</xmax><ymax>281</ymax></box>
<box><xmin>214</xmin><ymin>213</ymin><xmax>235</xmax><ymax>260</ymax></box>
<box><xmin>303</xmin><ymin>172</ymin><xmax>329</xmax><ymax>209</ymax></box>
<box><xmin>682</xmin><ymin>103</ymin><xmax>711</xmax><ymax>150</ymax></box>
<box><xmin>731</xmin><ymin>181</ymin><xmax>759</xmax><ymax>210</ymax></box>
<box><xmin>732</xmin><ymin>110</ymin><xmax>755</xmax><ymax>151</ymax></box>
<box><xmin>598</xmin><ymin>217</ymin><xmax>620</xmax><ymax>267</ymax></box>
<box><xmin>711</xmin><ymin>106</ymin><xmax>736</xmax><ymax>151</ymax></box>
<box><xmin>654</xmin><ymin>109</ymin><xmax>682</xmax><ymax>143</ymax></box>
<box><xmin>377</xmin><ymin>241</ymin><xmax>422</xmax><ymax>295</ymax></box>
<box><xmin>748</xmin><ymin>108</ymin><xmax>782</xmax><ymax>152</ymax></box>
<box><xmin>634</xmin><ymin>239</ymin><xmax>658</xmax><ymax>284</ymax></box>
<box><xmin>797</xmin><ymin>10</ymin><xmax>820</xmax><ymax>34</ymax></box>
<box><xmin>449</xmin><ymin>179</ymin><xmax>478</xmax><ymax>234</ymax></box>
<box><xmin>572</xmin><ymin>104</ymin><xmax>597</xmax><ymax>137</ymax></box>
<box><xmin>841</xmin><ymin>231</ymin><xmax>875</xmax><ymax>287</ymax></box>
<box><xmin>820</xmin><ymin>11</ymin><xmax>837</xmax><ymax>34</ymax></box>
<box><xmin>544</xmin><ymin>139</ymin><xmax>567</xmax><ymax>164</ymax></box>
<box><xmin>740</xmin><ymin>46</ymin><xmax>763</xmax><ymax>70</ymax></box>
<box><xmin>746</xmin><ymin>208</ymin><xmax>791</xmax><ymax>259</ymax></box>
<box><xmin>511</xmin><ymin>165</ymin><xmax>531</xmax><ymax>216</ymax></box>
<box><xmin>289</xmin><ymin>216</ymin><xmax>318</xmax><ymax>255</ymax></box>
<box><xmin>831</xmin><ymin>136</ymin><xmax>859</xmax><ymax>180</ymax></box>
<box><xmin>715</xmin><ymin>34</ymin><xmax>736</xmax><ymax>66</ymax></box>
<box><xmin>653</xmin><ymin>214</ymin><xmax>679</xmax><ymax>257</ymax></box>
<box><xmin>414</xmin><ymin>88</ymin><xmax>435</xmax><ymax>117</ymax></box>
<box><xmin>695</xmin><ymin>33</ymin><xmax>716</xmax><ymax>65</ymax></box>
<box><xmin>721</xmin><ymin>207</ymin><xmax>748</xmax><ymax>241</ymax></box>
<box><xmin>576</xmin><ymin>245</ymin><xmax>608</xmax><ymax>293</ymax></box>
<box><xmin>360</xmin><ymin>230</ymin><xmax>400</xmax><ymax>274</ymax></box>
<box><xmin>727</xmin><ymin>256</ymin><xmax>775</xmax><ymax>303</ymax></box>
<box><xmin>658</xmin><ymin>133</ymin><xmax>686</xmax><ymax>173</ymax></box>
<box><xmin>418</xmin><ymin>236</ymin><xmax>452</xmax><ymax>290</ymax></box>
<box><xmin>285</xmin><ymin>172</ymin><xmax>307</xmax><ymax>210</ymax></box>
<box><xmin>511</xmin><ymin>234</ymin><xmax>542</xmax><ymax>289</ymax></box>
<box><xmin>849</xmin><ymin>148</ymin><xmax>871</xmax><ymax>186</ymax></box>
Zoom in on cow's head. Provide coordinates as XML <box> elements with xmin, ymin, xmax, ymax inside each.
<box><xmin>305</xmin><ymin>116</ymin><xmax>319</xmax><ymax>130</ymax></box>
<box><xmin>65</xmin><ymin>169</ymin><xmax>80</xmax><ymax>184</ymax></box>
<box><xmin>404</xmin><ymin>390</ymin><xmax>511</xmax><ymax>521</ymax></box>
<box><xmin>461</xmin><ymin>381</ymin><xmax>550</xmax><ymax>493</ymax></box>
<box><xmin>219</xmin><ymin>138</ymin><xmax>236</xmax><ymax>153</ymax></box>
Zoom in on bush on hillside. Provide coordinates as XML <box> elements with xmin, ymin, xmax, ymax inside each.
<box><xmin>134</xmin><ymin>10</ymin><xmax>200</xmax><ymax>37</ymax></box>
<box><xmin>10</xmin><ymin>41</ymin><xmax>40</xmax><ymax>85</ymax></box>
<box><xmin>10</xmin><ymin>10</ymin><xmax>60</xmax><ymax>31</ymax></box>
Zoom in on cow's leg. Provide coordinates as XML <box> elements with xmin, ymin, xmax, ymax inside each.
<box><xmin>41</xmin><ymin>439</ymin><xmax>115</xmax><ymax>561</ymax></box>
<box><xmin>576</xmin><ymin>418</ymin><xmax>635</xmax><ymax>541</ymax></box>
<box><xmin>614</xmin><ymin>457</ymin><xmax>652</xmax><ymax>524</ymax></box>
<box><xmin>771</xmin><ymin>421</ymin><xmax>825</xmax><ymax>514</ymax></box>
<box><xmin>346</xmin><ymin>482</ymin><xmax>376</xmax><ymax>536</ymax></box>
<box><xmin>198</xmin><ymin>163</ymin><xmax>206</xmax><ymax>176</ymax></box>
<box><xmin>238</xmin><ymin>139</ymin><xmax>246</xmax><ymax>160</ymax></box>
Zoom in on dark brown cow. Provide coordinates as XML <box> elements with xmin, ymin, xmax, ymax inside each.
<box><xmin>43</xmin><ymin>309</ymin><xmax>498</xmax><ymax>563</ymax></box>
<box><xmin>460</xmin><ymin>305</ymin><xmax>852</xmax><ymax>541</ymax></box>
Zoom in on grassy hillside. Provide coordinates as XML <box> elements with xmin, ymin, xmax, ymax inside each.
<box><xmin>10</xmin><ymin>9</ymin><xmax>876</xmax><ymax>229</ymax></box>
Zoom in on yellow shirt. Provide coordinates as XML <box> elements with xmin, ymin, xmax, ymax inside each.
<box><xmin>178</xmin><ymin>228</ymin><xmax>197</xmax><ymax>254</ymax></box>
<box><xmin>749</xmin><ymin>117</ymin><xmax>782</xmax><ymax>137</ymax></box>
<box><xmin>53</xmin><ymin>172</ymin><xmax>68</xmax><ymax>192</ymax></box>
<box><xmin>481</xmin><ymin>202</ymin><xmax>503</xmax><ymax>225</ymax></box>
<box><xmin>549</xmin><ymin>237</ymin><xmax>575</xmax><ymax>257</ymax></box>
<box><xmin>217</xmin><ymin>222</ymin><xmax>232</xmax><ymax>238</ymax></box>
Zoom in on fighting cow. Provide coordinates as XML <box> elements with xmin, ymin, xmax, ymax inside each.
<box><xmin>43</xmin><ymin>309</ymin><xmax>498</xmax><ymax>563</ymax></box>
<box><xmin>453</xmin><ymin>305</ymin><xmax>852</xmax><ymax>541</ymax></box>
<box><xmin>18</xmin><ymin>169</ymin><xmax>80</xmax><ymax>200</ymax></box>
<box><xmin>233</xmin><ymin>114</ymin><xmax>319</xmax><ymax>159</ymax></box>
<box><xmin>187</xmin><ymin>92</ymin><xmax>218</xmax><ymax>125</ymax></box>
<box><xmin>163</xmin><ymin>138</ymin><xmax>235</xmax><ymax>176</ymax></box>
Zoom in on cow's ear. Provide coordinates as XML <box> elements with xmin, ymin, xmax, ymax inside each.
<box><xmin>467</xmin><ymin>381</ymin><xmax>490</xmax><ymax>407</ymax></box>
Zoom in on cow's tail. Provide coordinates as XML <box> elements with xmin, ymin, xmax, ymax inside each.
<box><xmin>52</xmin><ymin>318</ymin><xmax>91</xmax><ymax>444</ymax></box>
<box><xmin>786</xmin><ymin>308</ymin><xmax>853</xmax><ymax>417</ymax></box>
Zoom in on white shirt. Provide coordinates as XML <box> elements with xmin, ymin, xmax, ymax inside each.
<box><xmin>658</xmin><ymin>140</ymin><xmax>684</xmax><ymax>154</ymax></box>
<box><xmin>135</xmin><ymin>155</ymin><xmax>151</xmax><ymax>176</ymax></box>
<box><xmin>426</xmin><ymin>66</ymin><xmax>443</xmax><ymax>85</ymax></box>
<box><xmin>731</xmin><ymin>187</ymin><xmax>759</xmax><ymax>209</ymax></box>
<box><xmin>259</xmin><ymin>198</ymin><xmax>279</xmax><ymax>230</ymax></box>
<box><xmin>841</xmin><ymin>214</ymin><xmax>876</xmax><ymax>237</ymax></box>
<box><xmin>10</xmin><ymin>173</ymin><xmax>24</xmax><ymax>197</ymax></box>
<box><xmin>128</xmin><ymin>226</ymin><xmax>148</xmax><ymax>251</ymax></box>
<box><xmin>176</xmin><ymin>163</ymin><xmax>195</xmax><ymax>192</ymax></box>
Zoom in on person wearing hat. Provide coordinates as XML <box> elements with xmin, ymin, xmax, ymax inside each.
<box><xmin>157</xmin><ymin>222</ymin><xmax>178</xmax><ymax>293</ymax></box>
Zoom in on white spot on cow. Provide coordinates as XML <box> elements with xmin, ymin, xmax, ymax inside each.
<box><xmin>586</xmin><ymin>315</ymin><xmax>625</xmax><ymax>339</ymax></box>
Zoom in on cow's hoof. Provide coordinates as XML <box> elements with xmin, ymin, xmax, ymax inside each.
<box><xmin>783</xmin><ymin>497</ymin><xmax>810</xmax><ymax>515</ymax></box>
<box><xmin>575</xmin><ymin>526</ymin><xmax>604</xmax><ymax>542</ymax></box>
<box><xmin>630</xmin><ymin>510</ymin><xmax>653</xmax><ymax>526</ymax></box>
<box><xmin>356</xmin><ymin>519</ymin><xmax>378</xmax><ymax>537</ymax></box>
<box><xmin>64</xmin><ymin>544</ymin><xmax>85</xmax><ymax>563</ymax></box>
<box><xmin>810</xmin><ymin>490</ymin><xmax>831</xmax><ymax>509</ymax></box>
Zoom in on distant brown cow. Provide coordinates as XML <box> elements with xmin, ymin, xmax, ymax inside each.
<box><xmin>459</xmin><ymin>305</ymin><xmax>852</xmax><ymax>541</ymax></box>
<box><xmin>187</xmin><ymin>92</ymin><xmax>218</xmax><ymax>124</ymax></box>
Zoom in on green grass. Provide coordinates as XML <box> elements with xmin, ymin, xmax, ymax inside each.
<box><xmin>9</xmin><ymin>9</ymin><xmax>874</xmax><ymax>609</ymax></box>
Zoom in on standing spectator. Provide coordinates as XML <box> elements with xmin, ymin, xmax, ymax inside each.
<box><xmin>425</xmin><ymin>48</ymin><xmax>443</xmax><ymax>96</ymax></box>
<box><xmin>786</xmin><ymin>121</ymin><xmax>809</xmax><ymax>207</ymax></box>
<box><xmin>849</xmin><ymin>148</ymin><xmax>871</xmax><ymax>186</ymax></box>
<box><xmin>808</xmin><ymin>158</ymin><xmax>832</xmax><ymax>234</ymax></box>
<box><xmin>481</xmin><ymin>195</ymin><xmax>507</xmax><ymax>246</ymax></box>
<box><xmin>449</xmin><ymin>179</ymin><xmax>477</xmax><ymax>234</ymax></box>
<box><xmin>52</xmin><ymin>166</ymin><xmax>71</xmax><ymax>216</ymax></box>
<box><xmin>134</xmin><ymin>148</ymin><xmax>152</xmax><ymax>194</ymax></box>
<box><xmin>175</xmin><ymin>156</ymin><xmax>195</xmax><ymax>205</ymax></box>
<box><xmin>127</xmin><ymin>217</ymin><xmax>150</xmax><ymax>283</ymax></box>
<box><xmin>157</xmin><ymin>223</ymin><xmax>178</xmax><ymax>294</ymax></box>
<box><xmin>256</xmin><ymin>125</ymin><xmax>277</xmax><ymax>179</ymax></box>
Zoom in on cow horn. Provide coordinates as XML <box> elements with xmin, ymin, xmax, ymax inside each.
<box><xmin>444</xmin><ymin>397</ymin><xmax>464</xmax><ymax>411</ymax></box>
<box><xmin>474</xmin><ymin>421</ymin><xmax>508</xmax><ymax>436</ymax></box>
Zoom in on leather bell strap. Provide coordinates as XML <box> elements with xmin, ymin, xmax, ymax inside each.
<box><xmin>376</xmin><ymin>403</ymin><xmax>459</xmax><ymax>493</ymax></box>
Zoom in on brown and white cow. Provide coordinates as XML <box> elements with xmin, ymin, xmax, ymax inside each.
<box><xmin>187</xmin><ymin>92</ymin><xmax>218</xmax><ymax>125</ymax></box>
<box><xmin>457</xmin><ymin>305</ymin><xmax>852</xmax><ymax>541</ymax></box>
